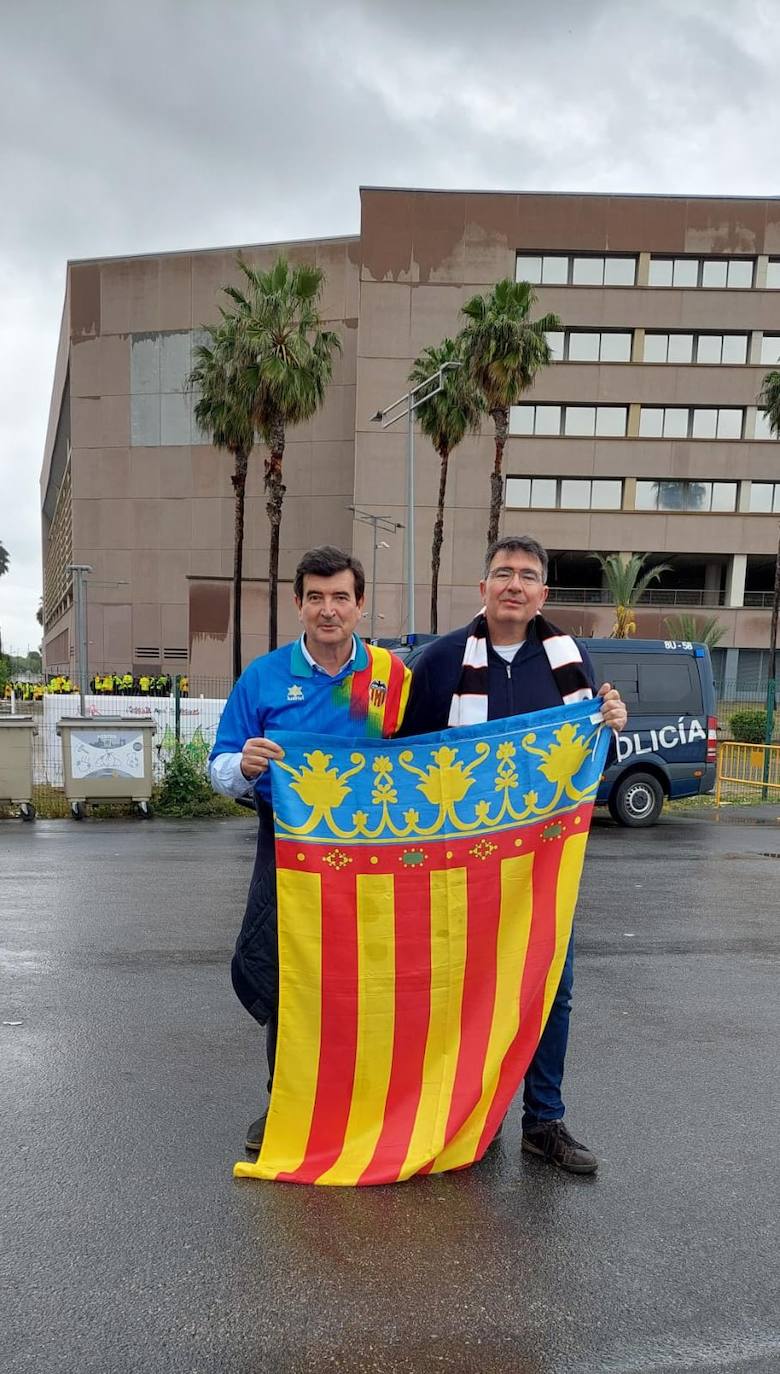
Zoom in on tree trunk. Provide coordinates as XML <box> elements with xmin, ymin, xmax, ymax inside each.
<box><xmin>230</xmin><ymin>448</ymin><xmax>249</xmax><ymax>683</ymax></box>
<box><xmin>487</xmin><ymin>407</ymin><xmax>508</xmax><ymax>547</ymax></box>
<box><xmin>430</xmin><ymin>445</ymin><xmax>449</xmax><ymax>635</ymax></box>
<box><xmin>265</xmin><ymin>421</ymin><xmax>286</xmax><ymax>651</ymax></box>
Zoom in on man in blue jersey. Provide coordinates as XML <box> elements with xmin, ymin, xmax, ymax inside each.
<box><xmin>399</xmin><ymin>535</ymin><xmax>627</xmax><ymax>1174</ymax></box>
<box><xmin>210</xmin><ymin>545</ymin><xmax>410</xmax><ymax>1151</ymax></box>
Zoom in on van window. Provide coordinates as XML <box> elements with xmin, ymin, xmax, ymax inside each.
<box><xmin>637</xmin><ymin>661</ymin><xmax>702</xmax><ymax>713</ymax></box>
<box><xmin>590</xmin><ymin>657</ymin><xmax>639</xmax><ymax>707</ymax></box>
<box><xmin>590</xmin><ymin>655</ymin><xmax>703</xmax><ymax>715</ymax></box>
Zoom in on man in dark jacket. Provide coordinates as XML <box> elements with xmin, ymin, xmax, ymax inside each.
<box><xmin>399</xmin><ymin>534</ymin><xmax>627</xmax><ymax>1174</ymax></box>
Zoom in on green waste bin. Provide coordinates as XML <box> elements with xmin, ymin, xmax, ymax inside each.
<box><xmin>56</xmin><ymin>715</ymin><xmax>156</xmax><ymax>819</ymax></box>
<box><xmin>0</xmin><ymin>715</ymin><xmax>37</xmax><ymax>820</ymax></box>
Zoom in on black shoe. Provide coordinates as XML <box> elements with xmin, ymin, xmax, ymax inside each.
<box><xmin>521</xmin><ymin>1119</ymin><xmax>598</xmax><ymax>1174</ymax></box>
<box><xmin>245</xmin><ymin>1113</ymin><xmax>267</xmax><ymax>1152</ymax></box>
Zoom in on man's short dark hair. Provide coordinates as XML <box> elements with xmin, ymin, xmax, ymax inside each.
<box><xmin>484</xmin><ymin>536</ymin><xmax>548</xmax><ymax>582</ymax></box>
<box><xmin>294</xmin><ymin>546</ymin><xmax>366</xmax><ymax>601</ymax></box>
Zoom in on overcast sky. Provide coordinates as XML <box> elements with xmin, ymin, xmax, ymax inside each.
<box><xmin>1</xmin><ymin>0</ymin><xmax>779</xmax><ymax>655</ymax></box>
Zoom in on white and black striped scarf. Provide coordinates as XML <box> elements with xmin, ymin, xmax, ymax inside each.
<box><xmin>448</xmin><ymin>611</ymin><xmax>593</xmax><ymax>727</ymax></box>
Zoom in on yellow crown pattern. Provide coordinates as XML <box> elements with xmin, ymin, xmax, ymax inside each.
<box><xmin>273</xmin><ymin>715</ymin><xmax>604</xmax><ymax>843</ymax></box>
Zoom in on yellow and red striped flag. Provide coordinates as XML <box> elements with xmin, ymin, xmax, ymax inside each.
<box><xmin>234</xmin><ymin>697</ymin><xmax>608</xmax><ymax>1186</ymax></box>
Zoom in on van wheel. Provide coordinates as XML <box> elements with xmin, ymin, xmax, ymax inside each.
<box><xmin>608</xmin><ymin>772</ymin><xmax>664</xmax><ymax>827</ymax></box>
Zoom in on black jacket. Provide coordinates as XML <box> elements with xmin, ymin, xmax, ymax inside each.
<box><xmin>398</xmin><ymin>620</ymin><xmax>598</xmax><ymax>737</ymax></box>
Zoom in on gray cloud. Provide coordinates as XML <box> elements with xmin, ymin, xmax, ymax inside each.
<box><xmin>1</xmin><ymin>0</ymin><xmax>779</xmax><ymax>651</ymax></box>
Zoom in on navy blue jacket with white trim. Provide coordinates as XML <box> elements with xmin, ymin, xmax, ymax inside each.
<box><xmin>397</xmin><ymin>619</ymin><xmax>598</xmax><ymax>737</ymax></box>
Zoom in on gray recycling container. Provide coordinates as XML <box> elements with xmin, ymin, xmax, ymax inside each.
<box><xmin>0</xmin><ymin>715</ymin><xmax>37</xmax><ymax>819</ymax></box>
<box><xmin>56</xmin><ymin>715</ymin><xmax>156</xmax><ymax>817</ymax></box>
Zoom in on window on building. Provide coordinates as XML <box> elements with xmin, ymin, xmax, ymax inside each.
<box><xmin>535</xmin><ymin>405</ymin><xmax>561</xmax><ymax>435</ymax></box>
<box><xmin>568</xmin><ymin>332</ymin><xmax>601</xmax><ymax>361</ymax></box>
<box><xmin>648</xmin><ymin>256</ymin><xmax>755</xmax><ymax>288</ymax></box>
<box><xmin>515</xmin><ymin>253</ymin><xmax>637</xmax><ymax>286</ymax></box>
<box><xmin>644</xmin><ymin>333</ymin><xmax>670</xmax><ymax>363</ymax></box>
<box><xmin>701</xmin><ymin>259</ymin><xmax>728</xmax><ymax>289</ymax></box>
<box><xmin>668</xmin><ymin>333</ymin><xmax>695</xmax><ymax>363</ymax></box>
<box><xmin>714</xmin><ymin>409</ymin><xmax>743</xmax><ymax>439</ymax></box>
<box><xmin>509</xmin><ymin>404</ymin><xmax>627</xmax><ymax>436</ymax></box>
<box><xmin>564</xmin><ymin>406</ymin><xmax>597</xmax><ymax>435</ymax></box>
<box><xmin>720</xmin><ymin>334</ymin><xmax>749</xmax><ymax>363</ymax></box>
<box><xmin>635</xmin><ymin>480</ymin><xmax>737</xmax><ymax>511</ymax></box>
<box><xmin>639</xmin><ymin>406</ymin><xmax>745</xmax><ymax>439</ymax></box>
<box><xmin>760</xmin><ymin>335</ymin><xmax>780</xmax><ymax>364</ymax></box>
<box><xmin>572</xmin><ymin>257</ymin><xmax>603</xmax><ymax>286</ymax></box>
<box><xmin>547</xmin><ymin>330</ymin><xmax>632</xmax><ymax>361</ymax></box>
<box><xmin>505</xmin><ymin>477</ymin><xmax>624</xmax><ymax>510</ymax></box>
<box><xmin>754</xmin><ymin>410</ymin><xmax>779</xmax><ymax>440</ymax></box>
<box><xmin>643</xmin><ymin>332</ymin><xmax>748</xmax><ymax>364</ymax></box>
<box><xmin>541</xmin><ymin>256</ymin><xmax>568</xmax><ymax>284</ymax></box>
<box><xmin>599</xmin><ymin>332</ymin><xmax>633</xmax><ymax>362</ymax></box>
<box><xmin>560</xmin><ymin>479</ymin><xmax>592</xmax><ymax>509</ymax></box>
<box><xmin>767</xmin><ymin>260</ymin><xmax>780</xmax><ymax>289</ymax></box>
<box><xmin>710</xmin><ymin>482</ymin><xmax>738</xmax><ymax>510</ymax></box>
<box><xmin>749</xmin><ymin>483</ymin><xmax>780</xmax><ymax>512</ymax></box>
<box><xmin>591</xmin><ymin>479</ymin><xmax>623</xmax><ymax>508</ymax></box>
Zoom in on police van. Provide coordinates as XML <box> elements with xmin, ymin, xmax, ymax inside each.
<box><xmin>392</xmin><ymin>634</ymin><xmax>718</xmax><ymax>829</ymax></box>
<box><xmin>588</xmin><ymin>638</ymin><xmax>718</xmax><ymax>826</ymax></box>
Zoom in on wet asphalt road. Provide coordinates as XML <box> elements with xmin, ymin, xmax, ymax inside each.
<box><xmin>2</xmin><ymin>812</ymin><xmax>779</xmax><ymax>1374</ymax></box>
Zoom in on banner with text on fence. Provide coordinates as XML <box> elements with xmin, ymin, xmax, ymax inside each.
<box><xmin>234</xmin><ymin>697</ymin><xmax>609</xmax><ymax>1187</ymax></box>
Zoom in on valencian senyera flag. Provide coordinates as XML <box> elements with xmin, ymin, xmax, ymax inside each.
<box><xmin>234</xmin><ymin>696</ymin><xmax>609</xmax><ymax>1187</ymax></box>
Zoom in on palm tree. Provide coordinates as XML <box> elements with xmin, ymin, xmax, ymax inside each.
<box><xmin>759</xmin><ymin>370</ymin><xmax>780</xmax><ymax>437</ymax></box>
<box><xmin>459</xmin><ymin>279</ymin><xmax>561</xmax><ymax>546</ymax></box>
<box><xmin>0</xmin><ymin>541</ymin><xmax>8</xmax><ymax>577</ymax></box>
<box><xmin>188</xmin><ymin>314</ymin><xmax>256</xmax><ymax>682</ymax></box>
<box><xmin>409</xmin><ymin>339</ymin><xmax>483</xmax><ymax>632</ymax></box>
<box><xmin>663</xmin><ymin>613</ymin><xmax>726</xmax><ymax>648</ymax></box>
<box><xmin>592</xmin><ymin>553</ymin><xmax>671</xmax><ymax>638</ymax></box>
<box><xmin>224</xmin><ymin>257</ymin><xmax>342</xmax><ymax>650</ymax></box>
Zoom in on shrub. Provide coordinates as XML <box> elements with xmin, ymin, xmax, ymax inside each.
<box><xmin>729</xmin><ymin>709</ymin><xmax>768</xmax><ymax>744</ymax></box>
<box><xmin>156</xmin><ymin>747</ymin><xmax>233</xmax><ymax>816</ymax></box>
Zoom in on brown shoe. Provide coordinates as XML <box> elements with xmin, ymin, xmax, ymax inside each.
<box><xmin>522</xmin><ymin>1120</ymin><xmax>598</xmax><ymax>1174</ymax></box>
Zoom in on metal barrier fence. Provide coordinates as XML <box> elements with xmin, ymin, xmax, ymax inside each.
<box><xmin>1</xmin><ymin>678</ymin><xmax>233</xmax><ymax>815</ymax></box>
<box><xmin>716</xmin><ymin>741</ymin><xmax>780</xmax><ymax>805</ymax></box>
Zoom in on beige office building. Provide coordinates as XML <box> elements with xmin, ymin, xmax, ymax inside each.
<box><xmin>41</xmin><ymin>188</ymin><xmax>780</xmax><ymax>688</ymax></box>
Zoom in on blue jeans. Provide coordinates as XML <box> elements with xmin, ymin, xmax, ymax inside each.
<box><xmin>522</xmin><ymin>933</ymin><xmax>574</xmax><ymax>1130</ymax></box>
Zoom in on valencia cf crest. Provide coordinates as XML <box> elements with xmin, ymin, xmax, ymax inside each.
<box><xmin>368</xmin><ymin>678</ymin><xmax>387</xmax><ymax>709</ymax></box>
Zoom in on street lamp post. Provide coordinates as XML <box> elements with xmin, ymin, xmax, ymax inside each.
<box><xmin>66</xmin><ymin>564</ymin><xmax>93</xmax><ymax>714</ymax></box>
<box><xmin>347</xmin><ymin>506</ymin><xmax>403</xmax><ymax>640</ymax></box>
<box><xmin>370</xmin><ymin>362</ymin><xmax>460</xmax><ymax>636</ymax></box>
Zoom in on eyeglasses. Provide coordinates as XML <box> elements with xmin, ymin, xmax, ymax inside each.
<box><xmin>487</xmin><ymin>567</ymin><xmax>544</xmax><ymax>586</ymax></box>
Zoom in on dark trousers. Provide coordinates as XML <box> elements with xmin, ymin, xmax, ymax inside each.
<box><xmin>522</xmin><ymin>933</ymin><xmax>574</xmax><ymax>1129</ymax></box>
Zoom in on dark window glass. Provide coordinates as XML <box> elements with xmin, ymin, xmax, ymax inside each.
<box><xmin>589</xmin><ymin>656</ymin><xmax>640</xmax><ymax>706</ymax></box>
<box><xmin>637</xmin><ymin>661</ymin><xmax>702</xmax><ymax>713</ymax></box>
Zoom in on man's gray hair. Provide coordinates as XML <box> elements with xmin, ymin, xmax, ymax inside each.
<box><xmin>484</xmin><ymin>536</ymin><xmax>548</xmax><ymax>581</ymax></box>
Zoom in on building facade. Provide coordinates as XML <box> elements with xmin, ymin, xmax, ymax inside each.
<box><xmin>41</xmin><ymin>189</ymin><xmax>780</xmax><ymax>688</ymax></box>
